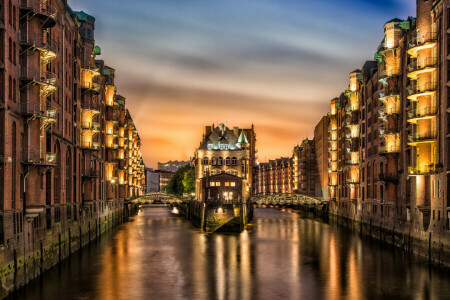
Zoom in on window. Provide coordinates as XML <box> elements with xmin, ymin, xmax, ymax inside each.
<box><xmin>232</xmin><ymin>157</ymin><xmax>237</xmax><ymax>166</ymax></box>
<box><xmin>13</xmin><ymin>42</ymin><xmax>16</xmax><ymax>65</ymax></box>
<box><xmin>231</xmin><ymin>182</ymin><xmax>235</xmax><ymax>187</ymax></box>
<box><xmin>8</xmin><ymin>76</ymin><xmax>12</xmax><ymax>100</ymax></box>
<box><xmin>216</xmin><ymin>182</ymin><xmax>221</xmax><ymax>187</ymax></box>
<box><xmin>203</xmin><ymin>157</ymin><xmax>209</xmax><ymax>165</ymax></box>
<box><xmin>218</xmin><ymin>157</ymin><xmax>223</xmax><ymax>166</ymax></box>
<box><xmin>226</xmin><ymin>157</ymin><xmax>231</xmax><ymax>166</ymax></box>
<box><xmin>12</xmin><ymin>79</ymin><xmax>16</xmax><ymax>101</ymax></box>
<box><xmin>225</xmin><ymin>182</ymin><xmax>230</xmax><ymax>187</ymax></box>
<box><xmin>210</xmin><ymin>182</ymin><xmax>215</xmax><ymax>187</ymax></box>
<box><xmin>8</xmin><ymin>0</ymin><xmax>11</xmax><ymax>25</ymax></box>
<box><xmin>8</xmin><ymin>38</ymin><xmax>12</xmax><ymax>62</ymax></box>
<box><xmin>211</xmin><ymin>157</ymin><xmax>216</xmax><ymax>165</ymax></box>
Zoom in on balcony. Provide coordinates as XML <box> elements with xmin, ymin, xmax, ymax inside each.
<box><xmin>407</xmin><ymin>106</ymin><xmax>437</xmax><ymax>123</ymax></box>
<box><xmin>378</xmin><ymin>107</ymin><xmax>399</xmax><ymax>120</ymax></box>
<box><xmin>22</xmin><ymin>152</ymin><xmax>57</xmax><ymax>166</ymax></box>
<box><xmin>407</xmin><ymin>57</ymin><xmax>437</xmax><ymax>80</ymax></box>
<box><xmin>346</xmin><ymin>160</ymin><xmax>358</xmax><ymax>166</ymax></box>
<box><xmin>21</xmin><ymin>102</ymin><xmax>57</xmax><ymax>123</ymax></box>
<box><xmin>346</xmin><ymin>178</ymin><xmax>360</xmax><ymax>185</ymax></box>
<box><xmin>19</xmin><ymin>32</ymin><xmax>57</xmax><ymax>63</ymax></box>
<box><xmin>407</xmin><ymin>131</ymin><xmax>437</xmax><ymax>145</ymax></box>
<box><xmin>379</xmin><ymin>68</ymin><xmax>400</xmax><ymax>80</ymax></box>
<box><xmin>81</xmin><ymin>81</ymin><xmax>101</xmax><ymax>94</ymax></box>
<box><xmin>81</xmin><ymin>141</ymin><xmax>100</xmax><ymax>151</ymax></box>
<box><xmin>408</xmin><ymin>164</ymin><xmax>436</xmax><ymax>176</ymax></box>
<box><xmin>407</xmin><ymin>32</ymin><xmax>437</xmax><ymax>58</ymax></box>
<box><xmin>379</xmin><ymin>87</ymin><xmax>399</xmax><ymax>102</ymax></box>
<box><xmin>19</xmin><ymin>0</ymin><xmax>57</xmax><ymax>28</ymax></box>
<box><xmin>19</xmin><ymin>67</ymin><xmax>57</xmax><ymax>97</ymax></box>
<box><xmin>379</xmin><ymin>145</ymin><xmax>400</xmax><ymax>155</ymax></box>
<box><xmin>407</xmin><ymin>82</ymin><xmax>436</xmax><ymax>101</ymax></box>
<box><xmin>81</xmin><ymin>121</ymin><xmax>100</xmax><ymax>131</ymax></box>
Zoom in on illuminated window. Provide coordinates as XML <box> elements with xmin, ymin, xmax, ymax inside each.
<box><xmin>210</xmin><ymin>182</ymin><xmax>215</xmax><ymax>187</ymax></box>
<box><xmin>231</xmin><ymin>182</ymin><xmax>235</xmax><ymax>187</ymax></box>
<box><xmin>225</xmin><ymin>182</ymin><xmax>230</xmax><ymax>186</ymax></box>
<box><xmin>216</xmin><ymin>182</ymin><xmax>221</xmax><ymax>187</ymax></box>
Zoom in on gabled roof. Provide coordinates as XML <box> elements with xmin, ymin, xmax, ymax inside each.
<box><xmin>237</xmin><ymin>130</ymin><xmax>249</xmax><ymax>145</ymax></box>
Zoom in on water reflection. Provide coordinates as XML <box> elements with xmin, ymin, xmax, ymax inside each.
<box><xmin>9</xmin><ymin>207</ymin><xmax>450</xmax><ymax>300</ymax></box>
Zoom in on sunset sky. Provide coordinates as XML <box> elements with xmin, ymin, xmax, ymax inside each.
<box><xmin>71</xmin><ymin>0</ymin><xmax>415</xmax><ymax>168</ymax></box>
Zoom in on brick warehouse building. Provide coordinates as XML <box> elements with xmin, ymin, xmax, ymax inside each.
<box><xmin>327</xmin><ymin>0</ymin><xmax>450</xmax><ymax>264</ymax></box>
<box><xmin>0</xmin><ymin>0</ymin><xmax>145</xmax><ymax>294</ymax></box>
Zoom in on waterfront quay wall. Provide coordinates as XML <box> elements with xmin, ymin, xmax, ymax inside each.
<box><xmin>330</xmin><ymin>213</ymin><xmax>450</xmax><ymax>267</ymax></box>
<box><xmin>179</xmin><ymin>200</ymin><xmax>253</xmax><ymax>233</ymax></box>
<box><xmin>0</xmin><ymin>201</ymin><xmax>139</xmax><ymax>299</ymax></box>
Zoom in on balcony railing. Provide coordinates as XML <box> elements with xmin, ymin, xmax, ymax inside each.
<box><xmin>346</xmin><ymin>178</ymin><xmax>360</xmax><ymax>184</ymax></box>
<box><xmin>19</xmin><ymin>32</ymin><xmax>57</xmax><ymax>62</ymax></box>
<box><xmin>408</xmin><ymin>32</ymin><xmax>437</xmax><ymax>50</ymax></box>
<box><xmin>408</xmin><ymin>131</ymin><xmax>437</xmax><ymax>143</ymax></box>
<box><xmin>81</xmin><ymin>141</ymin><xmax>100</xmax><ymax>150</ymax></box>
<box><xmin>81</xmin><ymin>81</ymin><xmax>101</xmax><ymax>93</ymax></box>
<box><xmin>379</xmin><ymin>68</ymin><xmax>400</xmax><ymax>79</ymax></box>
<box><xmin>379</xmin><ymin>145</ymin><xmax>401</xmax><ymax>154</ymax></box>
<box><xmin>408</xmin><ymin>164</ymin><xmax>436</xmax><ymax>175</ymax></box>
<box><xmin>20</xmin><ymin>0</ymin><xmax>57</xmax><ymax>28</ymax></box>
<box><xmin>20</xmin><ymin>66</ymin><xmax>57</xmax><ymax>86</ymax></box>
<box><xmin>407</xmin><ymin>82</ymin><xmax>437</xmax><ymax>100</ymax></box>
<box><xmin>22</xmin><ymin>151</ymin><xmax>57</xmax><ymax>165</ymax></box>
<box><xmin>407</xmin><ymin>106</ymin><xmax>437</xmax><ymax>121</ymax></box>
<box><xmin>379</xmin><ymin>107</ymin><xmax>399</xmax><ymax>118</ymax></box>
<box><xmin>21</xmin><ymin>102</ymin><xmax>57</xmax><ymax>122</ymax></box>
<box><xmin>407</xmin><ymin>57</ymin><xmax>437</xmax><ymax>73</ymax></box>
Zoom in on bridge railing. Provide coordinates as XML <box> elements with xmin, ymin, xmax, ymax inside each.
<box><xmin>251</xmin><ymin>193</ymin><xmax>327</xmax><ymax>206</ymax></box>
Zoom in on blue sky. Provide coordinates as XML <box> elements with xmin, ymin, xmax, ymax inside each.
<box><xmin>70</xmin><ymin>0</ymin><xmax>415</xmax><ymax>167</ymax></box>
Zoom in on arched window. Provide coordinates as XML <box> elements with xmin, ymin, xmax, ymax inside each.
<box><xmin>202</xmin><ymin>157</ymin><xmax>208</xmax><ymax>165</ymax></box>
<box><xmin>225</xmin><ymin>157</ymin><xmax>231</xmax><ymax>166</ymax></box>
<box><xmin>232</xmin><ymin>157</ymin><xmax>237</xmax><ymax>166</ymax></box>
<box><xmin>8</xmin><ymin>38</ymin><xmax>12</xmax><ymax>62</ymax></box>
<box><xmin>8</xmin><ymin>0</ymin><xmax>11</xmax><ymax>25</ymax></box>
<box><xmin>12</xmin><ymin>5</ymin><xmax>16</xmax><ymax>29</ymax></box>
<box><xmin>218</xmin><ymin>157</ymin><xmax>223</xmax><ymax>166</ymax></box>
<box><xmin>12</xmin><ymin>79</ymin><xmax>16</xmax><ymax>101</ymax></box>
<box><xmin>12</xmin><ymin>42</ymin><xmax>16</xmax><ymax>65</ymax></box>
<box><xmin>8</xmin><ymin>76</ymin><xmax>12</xmax><ymax>100</ymax></box>
<box><xmin>211</xmin><ymin>157</ymin><xmax>216</xmax><ymax>166</ymax></box>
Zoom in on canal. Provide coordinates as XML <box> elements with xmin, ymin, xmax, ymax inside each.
<box><xmin>8</xmin><ymin>206</ymin><xmax>450</xmax><ymax>300</ymax></box>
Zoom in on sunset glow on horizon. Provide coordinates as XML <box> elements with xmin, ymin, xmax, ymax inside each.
<box><xmin>71</xmin><ymin>0</ymin><xmax>415</xmax><ymax>168</ymax></box>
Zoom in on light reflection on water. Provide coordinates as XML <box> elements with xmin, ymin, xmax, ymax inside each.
<box><xmin>9</xmin><ymin>207</ymin><xmax>450</xmax><ymax>300</ymax></box>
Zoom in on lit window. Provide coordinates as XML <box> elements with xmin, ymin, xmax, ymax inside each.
<box><xmin>225</xmin><ymin>182</ymin><xmax>230</xmax><ymax>186</ymax></box>
<box><xmin>231</xmin><ymin>182</ymin><xmax>235</xmax><ymax>187</ymax></box>
<box><xmin>210</xmin><ymin>182</ymin><xmax>215</xmax><ymax>187</ymax></box>
<box><xmin>216</xmin><ymin>182</ymin><xmax>221</xmax><ymax>187</ymax></box>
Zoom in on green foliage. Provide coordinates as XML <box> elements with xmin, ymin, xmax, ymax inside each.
<box><xmin>182</xmin><ymin>167</ymin><xmax>195</xmax><ymax>194</ymax></box>
<box><xmin>166</xmin><ymin>165</ymin><xmax>195</xmax><ymax>196</ymax></box>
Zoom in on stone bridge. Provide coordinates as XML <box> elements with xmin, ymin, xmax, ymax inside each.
<box><xmin>251</xmin><ymin>193</ymin><xmax>327</xmax><ymax>207</ymax></box>
<box><xmin>135</xmin><ymin>192</ymin><xmax>327</xmax><ymax>208</ymax></box>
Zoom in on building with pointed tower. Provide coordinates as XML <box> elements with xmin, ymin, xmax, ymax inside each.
<box><xmin>194</xmin><ymin>123</ymin><xmax>256</xmax><ymax>203</ymax></box>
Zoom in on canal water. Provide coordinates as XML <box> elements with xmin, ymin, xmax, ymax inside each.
<box><xmin>8</xmin><ymin>206</ymin><xmax>450</xmax><ymax>300</ymax></box>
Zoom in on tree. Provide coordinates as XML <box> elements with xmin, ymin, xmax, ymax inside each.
<box><xmin>166</xmin><ymin>165</ymin><xmax>195</xmax><ymax>196</ymax></box>
<box><xmin>182</xmin><ymin>167</ymin><xmax>195</xmax><ymax>194</ymax></box>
